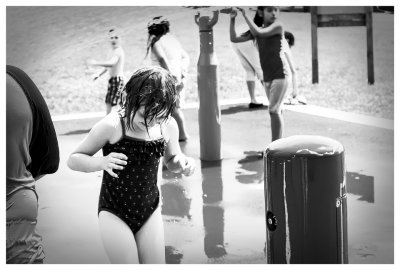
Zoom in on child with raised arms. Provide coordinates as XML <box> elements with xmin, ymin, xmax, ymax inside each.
<box><xmin>231</xmin><ymin>6</ymin><xmax>289</xmax><ymax>142</ymax></box>
<box><xmin>67</xmin><ymin>66</ymin><xmax>195</xmax><ymax>264</ymax></box>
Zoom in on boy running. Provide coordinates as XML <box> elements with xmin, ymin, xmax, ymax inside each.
<box><xmin>88</xmin><ymin>29</ymin><xmax>125</xmax><ymax>114</ymax></box>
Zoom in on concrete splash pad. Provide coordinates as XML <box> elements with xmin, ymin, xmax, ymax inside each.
<box><xmin>36</xmin><ymin>105</ymin><xmax>394</xmax><ymax>263</ymax></box>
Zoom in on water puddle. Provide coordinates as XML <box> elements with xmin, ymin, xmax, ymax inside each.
<box><xmin>346</xmin><ymin>171</ymin><xmax>374</xmax><ymax>203</ymax></box>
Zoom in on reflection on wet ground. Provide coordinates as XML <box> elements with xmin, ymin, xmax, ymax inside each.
<box><xmin>346</xmin><ymin>172</ymin><xmax>374</xmax><ymax>203</ymax></box>
<box><xmin>161</xmin><ymin>182</ymin><xmax>192</xmax><ymax>220</ymax></box>
<box><xmin>221</xmin><ymin>105</ymin><xmax>267</xmax><ymax>115</ymax></box>
<box><xmin>161</xmin><ymin>157</ymin><xmax>267</xmax><ymax>263</ymax></box>
<box><xmin>160</xmin><ymin>149</ymin><xmax>391</xmax><ymax>264</ymax></box>
<box><xmin>201</xmin><ymin>161</ymin><xmax>227</xmax><ymax>260</ymax></box>
<box><xmin>236</xmin><ymin>151</ymin><xmax>263</xmax><ymax>184</ymax></box>
<box><xmin>165</xmin><ymin>246</ymin><xmax>184</xmax><ymax>264</ymax></box>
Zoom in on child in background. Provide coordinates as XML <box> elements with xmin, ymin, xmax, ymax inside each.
<box><xmin>231</xmin><ymin>22</ymin><xmax>265</xmax><ymax>109</ymax></box>
<box><xmin>146</xmin><ymin>16</ymin><xmax>190</xmax><ymax>141</ymax></box>
<box><xmin>67</xmin><ymin>66</ymin><xmax>195</xmax><ymax>264</ymax></box>
<box><xmin>231</xmin><ymin>6</ymin><xmax>289</xmax><ymax>142</ymax></box>
<box><xmin>88</xmin><ymin>29</ymin><xmax>125</xmax><ymax>114</ymax></box>
<box><xmin>283</xmin><ymin>31</ymin><xmax>307</xmax><ymax>105</ymax></box>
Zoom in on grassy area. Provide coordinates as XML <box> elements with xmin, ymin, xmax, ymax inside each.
<box><xmin>6</xmin><ymin>6</ymin><xmax>394</xmax><ymax>119</ymax></box>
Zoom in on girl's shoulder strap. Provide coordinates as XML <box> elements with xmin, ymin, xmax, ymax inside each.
<box><xmin>117</xmin><ymin>108</ymin><xmax>126</xmax><ymax>137</ymax></box>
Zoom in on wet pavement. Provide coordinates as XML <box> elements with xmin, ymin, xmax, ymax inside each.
<box><xmin>36</xmin><ymin>104</ymin><xmax>394</xmax><ymax>264</ymax></box>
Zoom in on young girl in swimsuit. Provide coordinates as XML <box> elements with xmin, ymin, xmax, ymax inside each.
<box><xmin>67</xmin><ymin>66</ymin><xmax>195</xmax><ymax>264</ymax></box>
<box><xmin>231</xmin><ymin>6</ymin><xmax>289</xmax><ymax>141</ymax></box>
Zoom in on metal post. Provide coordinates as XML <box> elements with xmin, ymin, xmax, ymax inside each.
<box><xmin>195</xmin><ymin>11</ymin><xmax>222</xmax><ymax>161</ymax></box>
<box><xmin>264</xmin><ymin>135</ymin><xmax>348</xmax><ymax>263</ymax></box>
<box><xmin>365</xmin><ymin>6</ymin><xmax>375</xmax><ymax>85</ymax></box>
<box><xmin>311</xmin><ymin>7</ymin><xmax>319</xmax><ymax>84</ymax></box>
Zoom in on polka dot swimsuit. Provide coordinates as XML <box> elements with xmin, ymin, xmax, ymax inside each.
<box><xmin>98</xmin><ymin>114</ymin><xmax>166</xmax><ymax>234</ymax></box>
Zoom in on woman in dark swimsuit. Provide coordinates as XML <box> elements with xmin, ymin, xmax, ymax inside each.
<box><xmin>67</xmin><ymin>66</ymin><xmax>195</xmax><ymax>264</ymax></box>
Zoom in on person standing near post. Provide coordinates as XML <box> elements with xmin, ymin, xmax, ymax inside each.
<box><xmin>231</xmin><ymin>22</ymin><xmax>265</xmax><ymax>109</ymax></box>
<box><xmin>6</xmin><ymin>65</ymin><xmax>60</xmax><ymax>263</ymax></box>
<box><xmin>146</xmin><ymin>16</ymin><xmax>190</xmax><ymax>141</ymax></box>
<box><xmin>231</xmin><ymin>6</ymin><xmax>289</xmax><ymax>142</ymax></box>
<box><xmin>88</xmin><ymin>28</ymin><xmax>125</xmax><ymax>114</ymax></box>
<box><xmin>282</xmin><ymin>31</ymin><xmax>307</xmax><ymax>105</ymax></box>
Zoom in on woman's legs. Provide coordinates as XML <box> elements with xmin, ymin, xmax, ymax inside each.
<box><xmin>246</xmin><ymin>80</ymin><xmax>257</xmax><ymax>103</ymax></box>
<box><xmin>135</xmin><ymin>206</ymin><xmax>165</xmax><ymax>264</ymax></box>
<box><xmin>173</xmin><ymin>82</ymin><xmax>189</xmax><ymax>141</ymax></box>
<box><xmin>172</xmin><ymin>108</ymin><xmax>189</xmax><ymax>141</ymax></box>
<box><xmin>264</xmin><ymin>79</ymin><xmax>288</xmax><ymax>141</ymax></box>
<box><xmin>98</xmin><ymin>211</ymin><xmax>139</xmax><ymax>263</ymax></box>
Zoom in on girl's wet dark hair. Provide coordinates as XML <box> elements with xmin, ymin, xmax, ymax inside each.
<box><xmin>241</xmin><ymin>9</ymin><xmax>264</xmax><ymax>37</ymax></box>
<box><xmin>284</xmin><ymin>31</ymin><xmax>295</xmax><ymax>47</ymax></box>
<box><xmin>145</xmin><ymin>16</ymin><xmax>170</xmax><ymax>58</ymax></box>
<box><xmin>257</xmin><ymin>6</ymin><xmax>279</xmax><ymax>12</ymax></box>
<box><xmin>253</xmin><ymin>9</ymin><xmax>264</xmax><ymax>27</ymax></box>
<box><xmin>244</xmin><ymin>7</ymin><xmax>278</xmax><ymax>36</ymax></box>
<box><xmin>122</xmin><ymin>66</ymin><xmax>178</xmax><ymax>132</ymax></box>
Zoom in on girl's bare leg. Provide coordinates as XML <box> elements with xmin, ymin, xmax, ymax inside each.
<box><xmin>264</xmin><ymin>79</ymin><xmax>288</xmax><ymax>141</ymax></box>
<box><xmin>98</xmin><ymin>211</ymin><xmax>139</xmax><ymax>263</ymax></box>
<box><xmin>135</xmin><ymin>206</ymin><xmax>165</xmax><ymax>264</ymax></box>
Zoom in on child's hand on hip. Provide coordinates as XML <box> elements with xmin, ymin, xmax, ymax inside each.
<box><xmin>181</xmin><ymin>156</ymin><xmax>196</xmax><ymax>176</ymax></box>
<box><xmin>102</xmin><ymin>152</ymin><xmax>128</xmax><ymax>178</ymax></box>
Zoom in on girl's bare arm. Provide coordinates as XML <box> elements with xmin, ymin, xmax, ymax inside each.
<box><xmin>163</xmin><ymin>118</ymin><xmax>195</xmax><ymax>176</ymax></box>
<box><xmin>230</xmin><ymin>10</ymin><xmax>253</xmax><ymax>43</ymax></box>
<box><xmin>67</xmin><ymin>113</ymin><xmax>127</xmax><ymax>178</ymax></box>
<box><xmin>284</xmin><ymin>49</ymin><xmax>298</xmax><ymax>97</ymax></box>
<box><xmin>88</xmin><ymin>51</ymin><xmax>120</xmax><ymax>68</ymax></box>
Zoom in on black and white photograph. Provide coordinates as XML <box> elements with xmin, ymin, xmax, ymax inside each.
<box><xmin>4</xmin><ymin>0</ymin><xmax>397</xmax><ymax>266</ymax></box>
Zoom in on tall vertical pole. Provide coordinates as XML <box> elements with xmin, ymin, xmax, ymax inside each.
<box><xmin>195</xmin><ymin>11</ymin><xmax>222</xmax><ymax>161</ymax></box>
<box><xmin>311</xmin><ymin>7</ymin><xmax>319</xmax><ymax>84</ymax></box>
<box><xmin>365</xmin><ymin>6</ymin><xmax>375</xmax><ymax>85</ymax></box>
